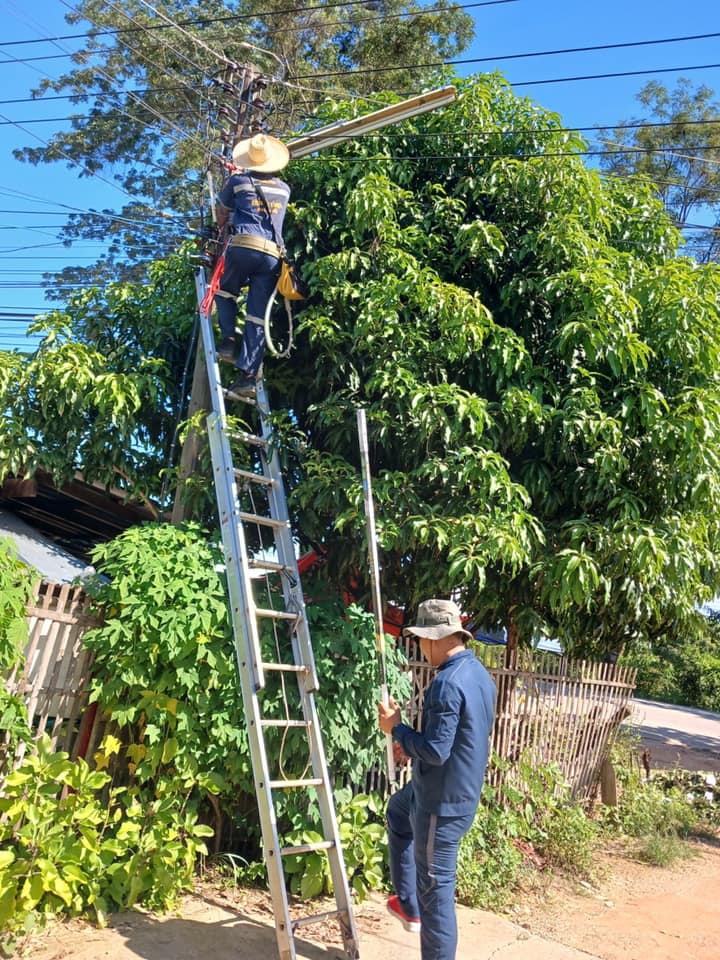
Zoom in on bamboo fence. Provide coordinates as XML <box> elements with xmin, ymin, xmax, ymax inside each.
<box><xmin>396</xmin><ymin>638</ymin><xmax>637</xmax><ymax>802</ymax></box>
<box><xmin>5</xmin><ymin>581</ymin><xmax>104</xmax><ymax>766</ymax></box>
<box><xmin>5</xmin><ymin>585</ymin><xmax>636</xmax><ymax>805</ymax></box>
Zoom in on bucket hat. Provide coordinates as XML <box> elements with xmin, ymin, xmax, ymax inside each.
<box><xmin>403</xmin><ymin>598</ymin><xmax>473</xmax><ymax>642</ymax></box>
<box><xmin>232</xmin><ymin>133</ymin><xmax>289</xmax><ymax>173</ymax></box>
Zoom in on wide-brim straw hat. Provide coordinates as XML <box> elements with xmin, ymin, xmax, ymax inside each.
<box><xmin>232</xmin><ymin>134</ymin><xmax>289</xmax><ymax>173</ymax></box>
<box><xmin>403</xmin><ymin>598</ymin><xmax>474</xmax><ymax>642</ymax></box>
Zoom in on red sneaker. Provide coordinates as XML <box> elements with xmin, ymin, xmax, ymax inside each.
<box><xmin>386</xmin><ymin>895</ymin><xmax>421</xmax><ymax>933</ymax></box>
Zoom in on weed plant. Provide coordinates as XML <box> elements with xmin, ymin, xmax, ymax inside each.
<box><xmin>456</xmin><ymin>756</ymin><xmax>599</xmax><ymax>910</ymax></box>
<box><xmin>638</xmin><ymin>832</ymin><xmax>697</xmax><ymax>867</ymax></box>
<box><xmin>599</xmin><ymin>730</ymin><xmax>709</xmax><ymax>868</ymax></box>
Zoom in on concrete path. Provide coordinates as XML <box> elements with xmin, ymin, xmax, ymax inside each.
<box><xmin>23</xmin><ymin>890</ymin><xmax>597</xmax><ymax>960</ymax></box>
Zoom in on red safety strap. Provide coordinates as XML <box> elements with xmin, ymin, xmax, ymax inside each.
<box><xmin>200</xmin><ymin>245</ymin><xmax>227</xmax><ymax>316</ymax></box>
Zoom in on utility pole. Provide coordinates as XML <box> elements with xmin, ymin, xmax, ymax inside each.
<box><xmin>171</xmin><ymin>64</ymin><xmax>269</xmax><ymax>524</ymax></box>
<box><xmin>170</xmin><ymin>84</ymin><xmax>458</xmax><ymax>523</ymax></box>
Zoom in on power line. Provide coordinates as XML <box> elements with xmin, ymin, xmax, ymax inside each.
<box><xmin>0</xmin><ymin>0</ymin><xmax>518</xmax><ymax>48</ymax></box>
<box><xmin>514</xmin><ymin>62</ymin><xmax>720</xmax><ymax>89</ymax></box>
<box><xmin>7</xmin><ymin>4</ymin><xmax>226</xmax><ymax>184</ymax></box>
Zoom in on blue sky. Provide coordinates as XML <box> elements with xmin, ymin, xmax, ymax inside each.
<box><xmin>1</xmin><ymin>0</ymin><xmax>719</xmax><ymax>350</ymax></box>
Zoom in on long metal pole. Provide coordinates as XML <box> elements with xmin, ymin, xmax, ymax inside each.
<box><xmin>357</xmin><ymin>408</ymin><xmax>395</xmax><ymax>787</ymax></box>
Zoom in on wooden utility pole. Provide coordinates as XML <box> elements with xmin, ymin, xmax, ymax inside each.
<box><xmin>170</xmin><ymin>84</ymin><xmax>458</xmax><ymax>522</ymax></box>
<box><xmin>171</xmin><ymin>64</ymin><xmax>268</xmax><ymax>523</ymax></box>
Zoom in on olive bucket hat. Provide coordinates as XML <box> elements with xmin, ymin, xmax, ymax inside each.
<box><xmin>403</xmin><ymin>598</ymin><xmax>474</xmax><ymax>642</ymax></box>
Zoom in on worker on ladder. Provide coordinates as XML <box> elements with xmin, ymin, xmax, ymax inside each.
<box><xmin>213</xmin><ymin>133</ymin><xmax>290</xmax><ymax>399</ymax></box>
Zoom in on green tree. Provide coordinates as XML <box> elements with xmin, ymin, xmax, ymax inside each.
<box><xmin>16</xmin><ymin>0</ymin><xmax>474</xmax><ymax>290</ymax></box>
<box><xmin>264</xmin><ymin>72</ymin><xmax>720</xmax><ymax>658</ymax></box>
<box><xmin>600</xmin><ymin>79</ymin><xmax>720</xmax><ymax>263</ymax></box>
<box><xmin>0</xmin><ymin>245</ymin><xmax>196</xmax><ymax>501</ymax></box>
<box><xmin>7</xmin><ymin>71</ymin><xmax>720</xmax><ymax>660</ymax></box>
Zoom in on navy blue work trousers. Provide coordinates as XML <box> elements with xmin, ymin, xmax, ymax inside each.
<box><xmin>387</xmin><ymin>782</ymin><xmax>474</xmax><ymax>960</ymax></box>
<box><xmin>214</xmin><ymin>245</ymin><xmax>280</xmax><ymax>376</ymax></box>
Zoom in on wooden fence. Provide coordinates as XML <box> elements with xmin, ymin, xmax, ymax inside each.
<box><xmin>5</xmin><ymin>581</ymin><xmax>103</xmax><ymax>765</ymax></box>
<box><xmin>399</xmin><ymin>638</ymin><xmax>636</xmax><ymax>801</ymax></box>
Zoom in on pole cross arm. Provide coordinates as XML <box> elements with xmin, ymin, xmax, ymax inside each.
<box><xmin>286</xmin><ymin>85</ymin><xmax>458</xmax><ymax>159</ymax></box>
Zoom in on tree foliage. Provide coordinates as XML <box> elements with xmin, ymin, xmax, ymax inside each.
<box><xmin>0</xmin><ymin>538</ymin><xmax>35</xmax><ymax>774</ymax></box>
<box><xmin>16</xmin><ymin>0</ymin><xmax>474</xmax><ymax>290</ymax></box>
<box><xmin>266</xmin><ymin>73</ymin><xmax>720</xmax><ymax>656</ymax></box>
<box><xmin>7</xmin><ymin>70</ymin><xmax>720</xmax><ymax>658</ymax></box>
<box><xmin>600</xmin><ymin>79</ymin><xmax>720</xmax><ymax>263</ymax></box>
<box><xmin>0</xmin><ymin>245</ymin><xmax>197</xmax><ymax>499</ymax></box>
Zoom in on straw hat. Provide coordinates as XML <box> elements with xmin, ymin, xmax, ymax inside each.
<box><xmin>232</xmin><ymin>133</ymin><xmax>289</xmax><ymax>173</ymax></box>
<box><xmin>403</xmin><ymin>599</ymin><xmax>474</xmax><ymax>643</ymax></box>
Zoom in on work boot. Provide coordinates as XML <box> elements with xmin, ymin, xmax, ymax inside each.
<box><xmin>226</xmin><ymin>372</ymin><xmax>256</xmax><ymax>400</ymax></box>
<box><xmin>216</xmin><ymin>336</ymin><xmax>237</xmax><ymax>363</ymax></box>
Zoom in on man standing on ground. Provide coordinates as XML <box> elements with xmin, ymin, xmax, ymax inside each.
<box><xmin>378</xmin><ymin>598</ymin><xmax>496</xmax><ymax>960</ymax></box>
<box><xmin>213</xmin><ymin>133</ymin><xmax>290</xmax><ymax>399</ymax></box>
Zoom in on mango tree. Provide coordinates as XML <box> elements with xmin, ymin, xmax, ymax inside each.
<box><xmin>272</xmin><ymin>73</ymin><xmax>720</xmax><ymax>658</ymax></box>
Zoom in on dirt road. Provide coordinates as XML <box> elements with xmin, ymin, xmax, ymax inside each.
<box><xmin>19</xmin><ymin>834</ymin><xmax>720</xmax><ymax>960</ymax></box>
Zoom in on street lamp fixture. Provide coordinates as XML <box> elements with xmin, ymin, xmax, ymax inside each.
<box><xmin>286</xmin><ymin>85</ymin><xmax>458</xmax><ymax>159</ymax></box>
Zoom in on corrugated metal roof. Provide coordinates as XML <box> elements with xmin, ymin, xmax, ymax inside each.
<box><xmin>0</xmin><ymin>472</ymin><xmax>156</xmax><ymax>563</ymax></box>
<box><xmin>0</xmin><ymin>508</ymin><xmax>94</xmax><ymax>583</ymax></box>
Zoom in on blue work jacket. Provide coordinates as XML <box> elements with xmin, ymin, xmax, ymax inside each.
<box><xmin>392</xmin><ymin>648</ymin><xmax>496</xmax><ymax>817</ymax></box>
<box><xmin>218</xmin><ymin>172</ymin><xmax>290</xmax><ymax>241</ymax></box>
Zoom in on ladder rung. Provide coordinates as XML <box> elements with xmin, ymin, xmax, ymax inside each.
<box><xmin>292</xmin><ymin>909</ymin><xmax>342</xmax><ymax>931</ymax></box>
<box><xmin>249</xmin><ymin>559</ymin><xmax>294</xmax><ymax>574</ymax></box>
<box><xmin>269</xmin><ymin>778</ymin><xmax>324</xmax><ymax>789</ymax></box>
<box><xmin>239</xmin><ymin>512</ymin><xmax>288</xmax><ymax>529</ymax></box>
<box><xmin>261</xmin><ymin>662</ymin><xmax>310</xmax><ymax>674</ymax></box>
<box><xmin>260</xmin><ymin>719</ymin><xmax>310</xmax><ymax>728</ymax></box>
<box><xmin>255</xmin><ymin>607</ymin><xmax>299</xmax><ymax>622</ymax></box>
<box><xmin>234</xmin><ymin>468</ymin><xmax>275</xmax><ymax>487</ymax></box>
<box><xmin>228</xmin><ymin>430</ymin><xmax>267</xmax><ymax>447</ymax></box>
<box><xmin>224</xmin><ymin>394</ymin><xmax>257</xmax><ymax>407</ymax></box>
<box><xmin>281</xmin><ymin>840</ymin><xmax>334</xmax><ymax>857</ymax></box>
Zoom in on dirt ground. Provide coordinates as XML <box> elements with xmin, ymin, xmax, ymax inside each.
<box><xmin>17</xmin><ymin>832</ymin><xmax>720</xmax><ymax>960</ymax></box>
<box><xmin>513</xmin><ymin>832</ymin><xmax>720</xmax><ymax>960</ymax></box>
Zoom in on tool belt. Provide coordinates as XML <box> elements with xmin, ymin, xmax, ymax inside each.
<box><xmin>230</xmin><ymin>233</ymin><xmax>282</xmax><ymax>258</ymax></box>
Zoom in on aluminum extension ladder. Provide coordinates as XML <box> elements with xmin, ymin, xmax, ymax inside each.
<box><xmin>194</xmin><ymin>268</ymin><xmax>360</xmax><ymax>960</ymax></box>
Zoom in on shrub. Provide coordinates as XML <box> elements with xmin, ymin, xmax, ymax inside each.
<box><xmin>83</xmin><ymin>523</ymin><xmax>252</xmax><ymax>813</ymax></box>
<box><xmin>0</xmin><ymin>736</ymin><xmax>212</xmax><ymax>955</ymax></box>
<box><xmin>456</xmin><ymin>790</ymin><xmax>525</xmax><ymax>910</ymax></box>
<box><xmin>283</xmin><ymin>793</ymin><xmax>387</xmax><ymax>901</ymax></box>
<box><xmin>601</xmin><ymin>744</ymin><xmax>699</xmax><ymax>839</ymax></box>
<box><xmin>653</xmin><ymin>770</ymin><xmax>720</xmax><ymax>827</ymax></box>
<box><xmin>0</xmin><ymin>537</ymin><xmax>35</xmax><ymax>775</ymax></box>
<box><xmin>457</xmin><ymin>757</ymin><xmax>599</xmax><ymax>909</ymax></box>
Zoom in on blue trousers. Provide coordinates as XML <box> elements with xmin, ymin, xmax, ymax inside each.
<box><xmin>387</xmin><ymin>782</ymin><xmax>474</xmax><ymax>960</ymax></box>
<box><xmin>214</xmin><ymin>246</ymin><xmax>280</xmax><ymax>376</ymax></box>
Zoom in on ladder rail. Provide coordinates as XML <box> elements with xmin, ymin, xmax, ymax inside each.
<box><xmin>256</xmin><ymin>378</ymin><xmax>321</xmax><ymax>692</ymax></box>
<box><xmin>195</xmin><ymin>267</ymin><xmax>361</xmax><ymax>960</ymax></box>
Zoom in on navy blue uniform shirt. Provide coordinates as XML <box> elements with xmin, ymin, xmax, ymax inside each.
<box><xmin>392</xmin><ymin>648</ymin><xmax>496</xmax><ymax>816</ymax></box>
<box><xmin>218</xmin><ymin>172</ymin><xmax>290</xmax><ymax>242</ymax></box>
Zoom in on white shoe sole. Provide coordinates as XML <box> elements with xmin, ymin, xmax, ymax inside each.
<box><xmin>386</xmin><ymin>902</ymin><xmax>421</xmax><ymax>933</ymax></box>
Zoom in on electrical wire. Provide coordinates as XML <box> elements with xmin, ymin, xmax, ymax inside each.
<box><xmin>9</xmin><ymin>2</ymin><xmax>227</xmax><ymax>184</ymax></box>
<box><xmin>20</xmin><ymin>5</ymin><xmax>715</xmax><ymax>71</ymax></box>
<box><xmin>0</xmin><ymin>0</ymin><xmax>519</xmax><ymax>48</ymax></box>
